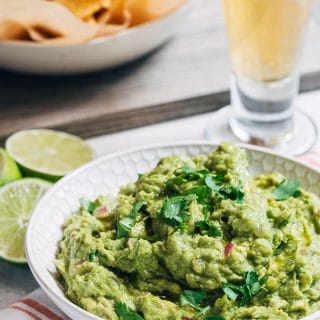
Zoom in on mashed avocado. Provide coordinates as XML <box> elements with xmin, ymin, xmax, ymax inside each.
<box><xmin>56</xmin><ymin>143</ymin><xmax>320</xmax><ymax>320</ymax></box>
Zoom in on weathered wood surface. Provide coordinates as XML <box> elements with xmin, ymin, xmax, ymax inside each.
<box><xmin>1</xmin><ymin>0</ymin><xmax>320</xmax><ymax>142</ymax></box>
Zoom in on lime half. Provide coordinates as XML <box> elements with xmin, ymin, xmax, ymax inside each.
<box><xmin>6</xmin><ymin>129</ymin><xmax>95</xmax><ymax>181</ymax></box>
<box><xmin>0</xmin><ymin>178</ymin><xmax>52</xmax><ymax>263</ymax></box>
<box><xmin>0</xmin><ymin>148</ymin><xmax>22</xmax><ymax>187</ymax></box>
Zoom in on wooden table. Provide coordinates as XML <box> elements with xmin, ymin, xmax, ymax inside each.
<box><xmin>1</xmin><ymin>0</ymin><xmax>320</xmax><ymax>309</ymax></box>
<box><xmin>1</xmin><ymin>0</ymin><xmax>320</xmax><ymax>143</ymax></box>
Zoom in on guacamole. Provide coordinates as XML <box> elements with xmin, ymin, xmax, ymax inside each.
<box><xmin>56</xmin><ymin>143</ymin><xmax>320</xmax><ymax>320</ymax></box>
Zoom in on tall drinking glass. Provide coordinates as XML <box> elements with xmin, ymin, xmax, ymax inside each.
<box><xmin>213</xmin><ymin>0</ymin><xmax>317</xmax><ymax>155</ymax></box>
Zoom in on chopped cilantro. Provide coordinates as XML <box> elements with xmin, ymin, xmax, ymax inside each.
<box><xmin>117</xmin><ymin>200</ymin><xmax>147</xmax><ymax>239</ymax></box>
<box><xmin>79</xmin><ymin>198</ymin><xmax>97</xmax><ymax>214</ymax></box>
<box><xmin>166</xmin><ymin>166</ymin><xmax>209</xmax><ymax>190</ymax></box>
<box><xmin>219</xmin><ymin>184</ymin><xmax>244</xmax><ymax>203</ymax></box>
<box><xmin>180</xmin><ymin>290</ymin><xmax>207</xmax><ymax>311</ymax></box>
<box><xmin>186</xmin><ymin>186</ymin><xmax>212</xmax><ymax>205</ymax></box>
<box><xmin>223</xmin><ymin>284</ymin><xmax>239</xmax><ymax>301</ymax></box>
<box><xmin>88</xmin><ymin>251</ymin><xmax>97</xmax><ymax>262</ymax></box>
<box><xmin>186</xmin><ymin>186</ymin><xmax>212</xmax><ymax>206</ymax></box>
<box><xmin>205</xmin><ymin>176</ymin><xmax>244</xmax><ymax>203</ymax></box>
<box><xmin>162</xmin><ymin>166</ymin><xmax>245</xmax><ymax>232</ymax></box>
<box><xmin>114</xmin><ymin>302</ymin><xmax>144</xmax><ymax>320</ymax></box>
<box><xmin>166</xmin><ymin>166</ymin><xmax>244</xmax><ymax>204</ymax></box>
<box><xmin>272</xmin><ymin>179</ymin><xmax>301</xmax><ymax>201</ymax></box>
<box><xmin>223</xmin><ymin>271</ymin><xmax>267</xmax><ymax>307</ymax></box>
<box><xmin>180</xmin><ymin>290</ymin><xmax>223</xmax><ymax>319</ymax></box>
<box><xmin>117</xmin><ymin>217</ymin><xmax>135</xmax><ymax>239</ymax></box>
<box><xmin>130</xmin><ymin>200</ymin><xmax>147</xmax><ymax>218</ymax></box>
<box><xmin>278</xmin><ymin>215</ymin><xmax>291</xmax><ymax>228</ymax></box>
<box><xmin>158</xmin><ymin>194</ymin><xmax>197</xmax><ymax>228</ymax></box>
<box><xmin>192</xmin><ymin>190</ymin><xmax>221</xmax><ymax>237</ymax></box>
<box><xmin>274</xmin><ymin>241</ymin><xmax>286</xmax><ymax>256</ymax></box>
<box><xmin>196</xmin><ymin>220</ymin><xmax>221</xmax><ymax>237</ymax></box>
<box><xmin>204</xmin><ymin>175</ymin><xmax>221</xmax><ymax>193</ymax></box>
<box><xmin>175</xmin><ymin>166</ymin><xmax>209</xmax><ymax>179</ymax></box>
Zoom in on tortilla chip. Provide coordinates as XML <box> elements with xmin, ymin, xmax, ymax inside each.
<box><xmin>54</xmin><ymin>0</ymin><xmax>186</xmax><ymax>28</ymax></box>
<box><xmin>96</xmin><ymin>0</ymin><xmax>131</xmax><ymax>37</ymax></box>
<box><xmin>0</xmin><ymin>0</ymin><xmax>101</xmax><ymax>44</ymax></box>
<box><xmin>0</xmin><ymin>21</ymin><xmax>33</xmax><ymax>41</ymax></box>
<box><xmin>98</xmin><ymin>0</ymin><xmax>187</xmax><ymax>36</ymax></box>
<box><xmin>106</xmin><ymin>0</ymin><xmax>127</xmax><ymax>25</ymax></box>
<box><xmin>55</xmin><ymin>0</ymin><xmax>111</xmax><ymax>23</ymax></box>
<box><xmin>127</xmin><ymin>0</ymin><xmax>187</xmax><ymax>26</ymax></box>
<box><xmin>0</xmin><ymin>0</ymin><xmax>187</xmax><ymax>44</ymax></box>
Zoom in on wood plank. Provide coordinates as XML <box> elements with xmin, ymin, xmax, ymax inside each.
<box><xmin>1</xmin><ymin>0</ymin><xmax>320</xmax><ymax>143</ymax></box>
<box><xmin>1</xmin><ymin>70</ymin><xmax>320</xmax><ymax>144</ymax></box>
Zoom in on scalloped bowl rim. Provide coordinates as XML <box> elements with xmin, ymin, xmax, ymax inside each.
<box><xmin>25</xmin><ymin>141</ymin><xmax>320</xmax><ymax>320</ymax></box>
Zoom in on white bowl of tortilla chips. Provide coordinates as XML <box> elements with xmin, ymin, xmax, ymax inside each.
<box><xmin>0</xmin><ymin>0</ymin><xmax>188</xmax><ymax>74</ymax></box>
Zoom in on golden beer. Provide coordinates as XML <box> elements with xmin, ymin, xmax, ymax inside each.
<box><xmin>223</xmin><ymin>0</ymin><xmax>313</xmax><ymax>82</ymax></box>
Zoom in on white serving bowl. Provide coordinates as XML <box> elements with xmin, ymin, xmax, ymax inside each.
<box><xmin>26</xmin><ymin>141</ymin><xmax>320</xmax><ymax>320</ymax></box>
<box><xmin>0</xmin><ymin>3</ymin><xmax>189</xmax><ymax>75</ymax></box>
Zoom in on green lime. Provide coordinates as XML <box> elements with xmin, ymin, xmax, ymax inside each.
<box><xmin>0</xmin><ymin>148</ymin><xmax>22</xmax><ymax>187</ymax></box>
<box><xmin>6</xmin><ymin>129</ymin><xmax>95</xmax><ymax>181</ymax></box>
<box><xmin>0</xmin><ymin>178</ymin><xmax>52</xmax><ymax>263</ymax></box>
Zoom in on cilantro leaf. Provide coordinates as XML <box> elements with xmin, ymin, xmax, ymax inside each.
<box><xmin>167</xmin><ymin>167</ymin><xmax>244</xmax><ymax>205</ymax></box>
<box><xmin>186</xmin><ymin>186</ymin><xmax>212</xmax><ymax>205</ymax></box>
<box><xmin>163</xmin><ymin>197</ymin><xmax>185</xmax><ymax>220</ymax></box>
<box><xmin>240</xmin><ymin>285</ymin><xmax>251</xmax><ymax>307</ymax></box>
<box><xmin>196</xmin><ymin>220</ymin><xmax>221</xmax><ymax>237</ymax></box>
<box><xmin>195</xmin><ymin>203</ymin><xmax>222</xmax><ymax>237</ymax></box>
<box><xmin>130</xmin><ymin>200</ymin><xmax>147</xmax><ymax>218</ymax></box>
<box><xmin>176</xmin><ymin>166</ymin><xmax>209</xmax><ymax>179</ymax></box>
<box><xmin>180</xmin><ymin>290</ymin><xmax>224</xmax><ymax>319</ymax></box>
<box><xmin>166</xmin><ymin>166</ymin><xmax>209</xmax><ymax>189</ymax></box>
<box><xmin>219</xmin><ymin>184</ymin><xmax>244</xmax><ymax>203</ymax></box>
<box><xmin>180</xmin><ymin>290</ymin><xmax>206</xmax><ymax>310</ymax></box>
<box><xmin>222</xmin><ymin>283</ymin><xmax>242</xmax><ymax>301</ymax></box>
<box><xmin>79</xmin><ymin>198</ymin><xmax>97</xmax><ymax>214</ymax></box>
<box><xmin>244</xmin><ymin>271</ymin><xmax>259</xmax><ymax>285</ymax></box>
<box><xmin>114</xmin><ymin>302</ymin><xmax>144</xmax><ymax>320</ymax></box>
<box><xmin>88</xmin><ymin>251</ymin><xmax>97</xmax><ymax>262</ymax></box>
<box><xmin>117</xmin><ymin>200</ymin><xmax>147</xmax><ymax>238</ymax></box>
<box><xmin>205</xmin><ymin>176</ymin><xmax>244</xmax><ymax>203</ymax></box>
<box><xmin>158</xmin><ymin>195</ymin><xmax>196</xmax><ymax>228</ymax></box>
<box><xmin>204</xmin><ymin>175</ymin><xmax>221</xmax><ymax>193</ymax></box>
<box><xmin>272</xmin><ymin>179</ymin><xmax>301</xmax><ymax>201</ymax></box>
<box><xmin>223</xmin><ymin>271</ymin><xmax>267</xmax><ymax>307</ymax></box>
<box><xmin>196</xmin><ymin>220</ymin><xmax>210</xmax><ymax>230</ymax></box>
<box><xmin>258</xmin><ymin>274</ymin><xmax>268</xmax><ymax>286</ymax></box>
<box><xmin>117</xmin><ymin>217</ymin><xmax>135</xmax><ymax>239</ymax></box>
<box><xmin>274</xmin><ymin>241</ymin><xmax>286</xmax><ymax>256</ymax></box>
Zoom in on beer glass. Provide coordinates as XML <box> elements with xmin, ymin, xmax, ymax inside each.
<box><xmin>212</xmin><ymin>0</ymin><xmax>317</xmax><ymax>155</ymax></box>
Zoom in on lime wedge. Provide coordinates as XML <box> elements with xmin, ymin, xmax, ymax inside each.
<box><xmin>6</xmin><ymin>129</ymin><xmax>95</xmax><ymax>181</ymax></box>
<box><xmin>0</xmin><ymin>178</ymin><xmax>52</xmax><ymax>263</ymax></box>
<box><xmin>0</xmin><ymin>148</ymin><xmax>22</xmax><ymax>187</ymax></box>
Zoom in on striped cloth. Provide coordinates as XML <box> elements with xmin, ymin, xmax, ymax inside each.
<box><xmin>0</xmin><ymin>150</ymin><xmax>319</xmax><ymax>320</ymax></box>
<box><xmin>0</xmin><ymin>289</ymin><xmax>68</xmax><ymax>320</ymax></box>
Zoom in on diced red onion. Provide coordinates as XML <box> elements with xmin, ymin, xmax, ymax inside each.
<box><xmin>224</xmin><ymin>242</ymin><xmax>235</xmax><ymax>256</ymax></box>
<box><xmin>95</xmin><ymin>206</ymin><xmax>108</xmax><ymax>218</ymax></box>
